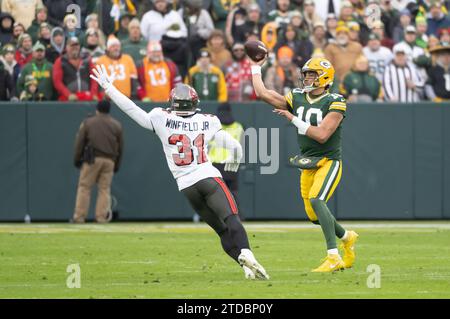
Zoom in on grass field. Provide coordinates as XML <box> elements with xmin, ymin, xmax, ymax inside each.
<box><xmin>0</xmin><ymin>221</ymin><xmax>449</xmax><ymax>299</ymax></box>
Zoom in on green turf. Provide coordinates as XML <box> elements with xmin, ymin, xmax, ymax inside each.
<box><xmin>0</xmin><ymin>222</ymin><xmax>449</xmax><ymax>299</ymax></box>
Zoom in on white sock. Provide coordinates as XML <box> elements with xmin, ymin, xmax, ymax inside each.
<box><xmin>341</xmin><ymin>231</ymin><xmax>349</xmax><ymax>242</ymax></box>
<box><xmin>327</xmin><ymin>248</ymin><xmax>339</xmax><ymax>255</ymax></box>
<box><xmin>241</xmin><ymin>248</ymin><xmax>253</xmax><ymax>256</ymax></box>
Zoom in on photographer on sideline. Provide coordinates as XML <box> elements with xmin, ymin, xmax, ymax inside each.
<box><xmin>72</xmin><ymin>100</ymin><xmax>123</xmax><ymax>223</ymax></box>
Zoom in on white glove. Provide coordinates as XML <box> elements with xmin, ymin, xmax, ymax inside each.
<box><xmin>224</xmin><ymin>162</ymin><xmax>240</xmax><ymax>172</ymax></box>
<box><xmin>90</xmin><ymin>64</ymin><xmax>116</xmax><ymax>90</ymax></box>
<box><xmin>222</xmin><ymin>155</ymin><xmax>240</xmax><ymax>172</ymax></box>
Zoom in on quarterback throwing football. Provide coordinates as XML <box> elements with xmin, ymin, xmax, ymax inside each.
<box><xmin>91</xmin><ymin>65</ymin><xmax>269</xmax><ymax>280</ymax></box>
<box><xmin>249</xmin><ymin>56</ymin><xmax>359</xmax><ymax>272</ymax></box>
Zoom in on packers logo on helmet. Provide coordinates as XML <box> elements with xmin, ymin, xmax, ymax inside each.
<box><xmin>300</xmin><ymin>57</ymin><xmax>335</xmax><ymax>92</ymax></box>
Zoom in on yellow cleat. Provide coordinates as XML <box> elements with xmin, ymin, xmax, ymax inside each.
<box><xmin>311</xmin><ymin>254</ymin><xmax>345</xmax><ymax>272</ymax></box>
<box><xmin>340</xmin><ymin>230</ymin><xmax>359</xmax><ymax>268</ymax></box>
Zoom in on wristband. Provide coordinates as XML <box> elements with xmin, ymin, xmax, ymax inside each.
<box><xmin>251</xmin><ymin>65</ymin><xmax>262</xmax><ymax>75</ymax></box>
<box><xmin>291</xmin><ymin>116</ymin><xmax>310</xmax><ymax>135</ymax></box>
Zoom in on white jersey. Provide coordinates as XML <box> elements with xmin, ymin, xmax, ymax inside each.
<box><xmin>105</xmin><ymin>85</ymin><xmax>243</xmax><ymax>191</ymax></box>
<box><xmin>148</xmin><ymin>108</ymin><xmax>223</xmax><ymax>190</ymax></box>
<box><xmin>363</xmin><ymin>46</ymin><xmax>394</xmax><ymax>83</ymax></box>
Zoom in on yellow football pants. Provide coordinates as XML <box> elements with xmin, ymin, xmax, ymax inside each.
<box><xmin>300</xmin><ymin>158</ymin><xmax>342</xmax><ymax>222</ymax></box>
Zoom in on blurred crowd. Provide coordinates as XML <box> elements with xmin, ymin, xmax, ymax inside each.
<box><xmin>0</xmin><ymin>0</ymin><xmax>449</xmax><ymax>103</ymax></box>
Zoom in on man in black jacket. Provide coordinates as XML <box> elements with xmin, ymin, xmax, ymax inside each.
<box><xmin>72</xmin><ymin>100</ymin><xmax>123</xmax><ymax>223</ymax></box>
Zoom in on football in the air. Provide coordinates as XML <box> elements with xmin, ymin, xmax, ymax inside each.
<box><xmin>244</xmin><ymin>40</ymin><xmax>268</xmax><ymax>62</ymax></box>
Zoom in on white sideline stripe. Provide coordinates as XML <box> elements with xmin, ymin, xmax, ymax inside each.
<box><xmin>160</xmin><ymin>223</ymin><xmax>450</xmax><ymax>230</ymax></box>
<box><xmin>319</xmin><ymin>161</ymin><xmax>339</xmax><ymax>200</ymax></box>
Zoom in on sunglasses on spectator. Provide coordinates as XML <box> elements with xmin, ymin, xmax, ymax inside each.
<box><xmin>233</xmin><ymin>48</ymin><xmax>245</xmax><ymax>52</ymax></box>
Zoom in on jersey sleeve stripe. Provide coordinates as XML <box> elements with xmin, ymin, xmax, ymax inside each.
<box><xmin>330</xmin><ymin>102</ymin><xmax>346</xmax><ymax>107</ymax></box>
<box><xmin>329</xmin><ymin>105</ymin><xmax>347</xmax><ymax>111</ymax></box>
<box><xmin>285</xmin><ymin>92</ymin><xmax>293</xmax><ymax>109</ymax></box>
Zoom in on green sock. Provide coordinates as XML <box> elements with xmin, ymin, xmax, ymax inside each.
<box><xmin>310</xmin><ymin>198</ymin><xmax>338</xmax><ymax>250</ymax></box>
<box><xmin>334</xmin><ymin>220</ymin><xmax>346</xmax><ymax>239</ymax></box>
<box><xmin>311</xmin><ymin>219</ymin><xmax>346</xmax><ymax>238</ymax></box>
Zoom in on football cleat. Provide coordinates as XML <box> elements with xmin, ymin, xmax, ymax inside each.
<box><xmin>243</xmin><ymin>265</ymin><xmax>255</xmax><ymax>280</ymax></box>
<box><xmin>238</xmin><ymin>249</ymin><xmax>270</xmax><ymax>280</ymax></box>
<box><xmin>340</xmin><ymin>230</ymin><xmax>359</xmax><ymax>268</ymax></box>
<box><xmin>311</xmin><ymin>254</ymin><xmax>345</xmax><ymax>273</ymax></box>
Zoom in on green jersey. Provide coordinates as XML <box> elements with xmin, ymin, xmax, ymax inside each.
<box><xmin>285</xmin><ymin>89</ymin><xmax>347</xmax><ymax>160</ymax></box>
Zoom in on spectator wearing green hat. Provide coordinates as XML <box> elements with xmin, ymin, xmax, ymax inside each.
<box><xmin>19</xmin><ymin>74</ymin><xmax>44</xmax><ymax>101</ymax></box>
<box><xmin>415</xmin><ymin>15</ymin><xmax>429</xmax><ymax>49</ymax></box>
<box><xmin>16</xmin><ymin>41</ymin><xmax>54</xmax><ymax>100</ymax></box>
<box><xmin>0</xmin><ymin>43</ymin><xmax>20</xmax><ymax>83</ymax></box>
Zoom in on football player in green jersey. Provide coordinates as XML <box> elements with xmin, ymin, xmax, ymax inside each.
<box><xmin>249</xmin><ymin>56</ymin><xmax>359</xmax><ymax>272</ymax></box>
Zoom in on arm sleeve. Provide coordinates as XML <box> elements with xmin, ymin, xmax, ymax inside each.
<box><xmin>105</xmin><ymin>84</ymin><xmax>154</xmax><ymax>130</ymax></box>
<box><xmin>213</xmin><ymin>129</ymin><xmax>243</xmax><ymax>162</ymax></box>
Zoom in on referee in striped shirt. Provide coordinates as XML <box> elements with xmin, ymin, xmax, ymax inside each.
<box><xmin>383</xmin><ymin>44</ymin><xmax>425</xmax><ymax>102</ymax></box>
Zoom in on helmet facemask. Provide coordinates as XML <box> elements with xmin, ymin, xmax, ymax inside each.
<box><xmin>168</xmin><ymin>84</ymin><xmax>200</xmax><ymax>117</ymax></box>
<box><xmin>300</xmin><ymin>70</ymin><xmax>321</xmax><ymax>92</ymax></box>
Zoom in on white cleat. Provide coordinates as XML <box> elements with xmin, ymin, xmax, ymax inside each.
<box><xmin>238</xmin><ymin>249</ymin><xmax>270</xmax><ymax>280</ymax></box>
<box><xmin>243</xmin><ymin>265</ymin><xmax>255</xmax><ymax>279</ymax></box>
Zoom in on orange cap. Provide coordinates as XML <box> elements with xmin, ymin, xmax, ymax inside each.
<box><xmin>277</xmin><ymin>46</ymin><xmax>294</xmax><ymax>59</ymax></box>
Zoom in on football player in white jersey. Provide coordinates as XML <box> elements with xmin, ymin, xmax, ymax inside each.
<box><xmin>90</xmin><ymin>65</ymin><xmax>269</xmax><ymax>280</ymax></box>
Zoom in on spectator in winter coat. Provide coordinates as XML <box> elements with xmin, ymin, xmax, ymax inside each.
<box><xmin>206</xmin><ymin>29</ymin><xmax>232</xmax><ymax>69</ymax></box>
<box><xmin>11</xmin><ymin>22</ymin><xmax>25</xmax><ymax>47</ymax></box>
<box><xmin>324</xmin><ymin>25</ymin><xmax>363</xmax><ymax>82</ymax></box>
<box><xmin>140</xmin><ymin>0</ymin><xmax>187</xmax><ymax>41</ymax></box>
<box><xmin>0</xmin><ymin>12</ymin><xmax>15</xmax><ymax>47</ymax></box>
<box><xmin>0</xmin><ymin>44</ymin><xmax>20</xmax><ymax>85</ymax></box>
<box><xmin>52</xmin><ymin>37</ymin><xmax>99</xmax><ymax>101</ymax></box>
<box><xmin>80</xmin><ymin>28</ymin><xmax>105</xmax><ymax>64</ymax></box>
<box><xmin>46</xmin><ymin>27</ymin><xmax>65</xmax><ymax>64</ymax></box>
<box><xmin>392</xmin><ymin>9</ymin><xmax>412</xmax><ymax>44</ymax></box>
<box><xmin>223</xmin><ymin>42</ymin><xmax>255</xmax><ymax>102</ymax></box>
<box><xmin>275</xmin><ymin>23</ymin><xmax>314</xmax><ymax>68</ymax></box>
<box><xmin>122</xmin><ymin>18</ymin><xmax>147</xmax><ymax>66</ymax></box>
<box><xmin>27</xmin><ymin>5</ymin><xmax>50</xmax><ymax>42</ymax></box>
<box><xmin>426</xmin><ymin>0</ymin><xmax>450</xmax><ymax>37</ymax></box>
<box><xmin>15</xmin><ymin>33</ymin><xmax>34</xmax><ymax>67</ymax></box>
<box><xmin>16</xmin><ymin>41</ymin><xmax>54</xmax><ymax>100</ymax></box>
<box><xmin>84</xmin><ymin>13</ymin><xmax>106</xmax><ymax>50</ymax></box>
<box><xmin>180</xmin><ymin>0</ymin><xmax>215</xmax><ymax>64</ymax></box>
<box><xmin>341</xmin><ymin>54</ymin><xmax>381</xmax><ymax>102</ymax></box>
<box><xmin>425</xmin><ymin>45</ymin><xmax>450</xmax><ymax>102</ymax></box>
<box><xmin>63</xmin><ymin>14</ymin><xmax>84</xmax><ymax>44</ymax></box>
<box><xmin>36</xmin><ymin>22</ymin><xmax>52</xmax><ymax>52</ymax></box>
<box><xmin>264</xmin><ymin>46</ymin><xmax>299</xmax><ymax>95</ymax></box>
<box><xmin>184</xmin><ymin>48</ymin><xmax>227</xmax><ymax>102</ymax></box>
<box><xmin>0</xmin><ymin>53</ymin><xmax>16</xmax><ymax>100</ymax></box>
